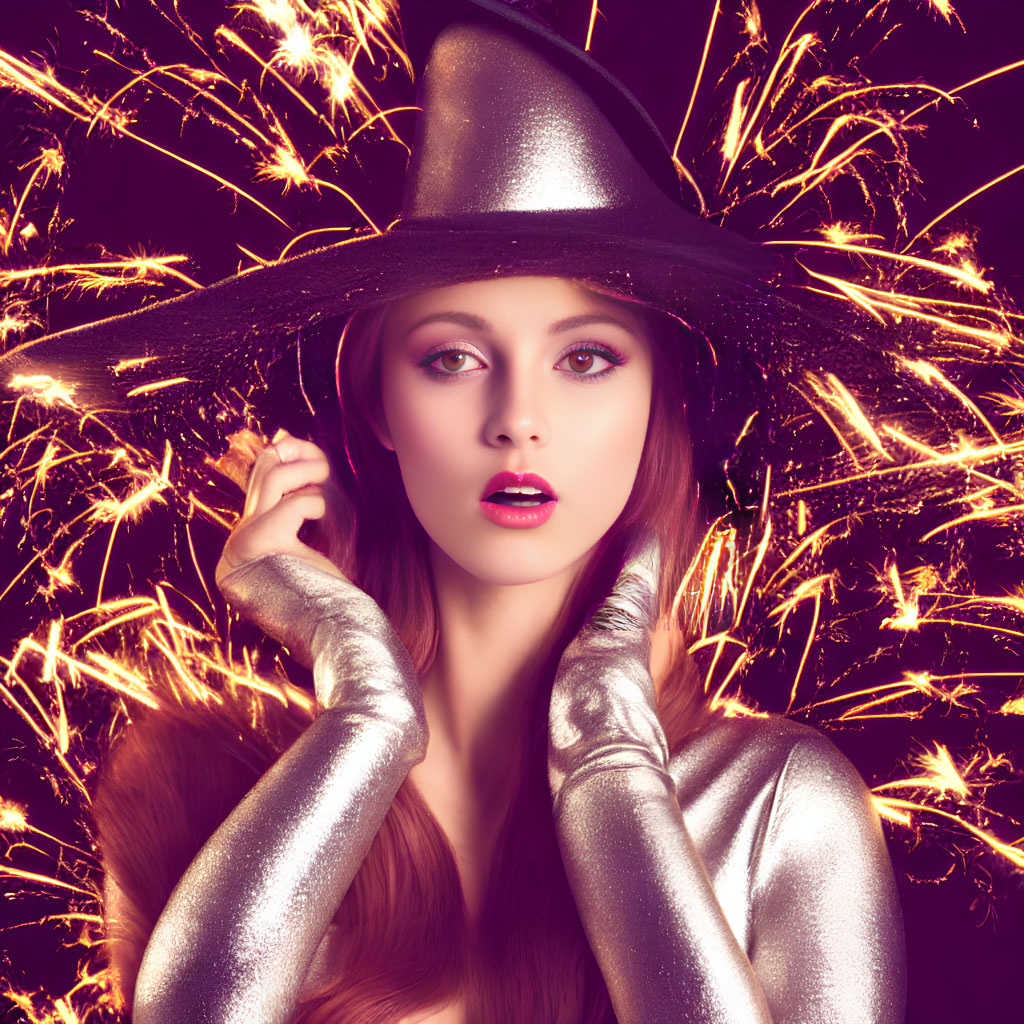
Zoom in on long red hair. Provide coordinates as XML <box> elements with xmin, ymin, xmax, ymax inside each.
<box><xmin>93</xmin><ymin>280</ymin><xmax>715</xmax><ymax>1022</ymax></box>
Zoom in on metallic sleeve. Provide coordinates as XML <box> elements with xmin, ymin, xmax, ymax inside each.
<box><xmin>132</xmin><ymin>554</ymin><xmax>428</xmax><ymax>1024</ymax></box>
<box><xmin>548</xmin><ymin>546</ymin><xmax>905</xmax><ymax>1023</ymax></box>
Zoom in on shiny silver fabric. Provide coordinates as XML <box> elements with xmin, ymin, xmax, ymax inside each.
<box><xmin>132</xmin><ymin>553</ymin><xmax>906</xmax><ymax>1023</ymax></box>
<box><xmin>548</xmin><ymin>535</ymin><xmax>907</xmax><ymax>1024</ymax></box>
<box><xmin>407</xmin><ymin>22</ymin><xmax>659</xmax><ymax>217</ymax></box>
<box><xmin>132</xmin><ymin>555</ymin><xmax>429</xmax><ymax>1024</ymax></box>
<box><xmin>549</xmin><ymin>707</ymin><xmax>907</xmax><ymax>1024</ymax></box>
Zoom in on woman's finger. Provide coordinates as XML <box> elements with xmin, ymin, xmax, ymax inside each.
<box><xmin>242</xmin><ymin>432</ymin><xmax>328</xmax><ymax>518</ymax></box>
<box><xmin>270</xmin><ymin>431</ymin><xmax>326</xmax><ymax>465</ymax></box>
<box><xmin>223</xmin><ymin>488</ymin><xmax>327</xmax><ymax>569</ymax></box>
<box><xmin>242</xmin><ymin>442</ymin><xmax>280</xmax><ymax>519</ymax></box>
<box><xmin>588</xmin><ymin>530</ymin><xmax>661</xmax><ymax>633</ymax></box>
<box><xmin>250</xmin><ymin>457</ymin><xmax>331</xmax><ymax>518</ymax></box>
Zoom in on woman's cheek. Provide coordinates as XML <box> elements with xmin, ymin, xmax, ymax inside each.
<box><xmin>393</xmin><ymin>400</ymin><xmax>470</xmax><ymax>517</ymax></box>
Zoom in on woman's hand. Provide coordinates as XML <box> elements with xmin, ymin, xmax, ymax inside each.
<box><xmin>213</xmin><ymin>429</ymin><xmax>426</xmax><ymax>743</ymax></box>
<box><xmin>548</xmin><ymin>529</ymin><xmax>668</xmax><ymax>813</ymax></box>
<box><xmin>215</xmin><ymin>428</ymin><xmax>346</xmax><ymax>590</ymax></box>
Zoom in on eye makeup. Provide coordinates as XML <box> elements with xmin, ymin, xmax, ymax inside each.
<box><xmin>416</xmin><ymin>341</ymin><xmax>627</xmax><ymax>383</ymax></box>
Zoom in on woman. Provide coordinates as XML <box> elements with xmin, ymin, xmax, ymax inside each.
<box><xmin>14</xmin><ymin>2</ymin><xmax>907</xmax><ymax>1021</ymax></box>
<box><xmin>95</xmin><ymin>274</ymin><xmax>905</xmax><ymax>1024</ymax></box>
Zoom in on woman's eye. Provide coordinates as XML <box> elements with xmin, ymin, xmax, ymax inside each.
<box><xmin>421</xmin><ymin>345</ymin><xmax>623</xmax><ymax>380</ymax></box>
<box><xmin>422</xmin><ymin>349</ymin><xmax>483</xmax><ymax>376</ymax></box>
<box><xmin>559</xmin><ymin>347</ymin><xmax>619</xmax><ymax>377</ymax></box>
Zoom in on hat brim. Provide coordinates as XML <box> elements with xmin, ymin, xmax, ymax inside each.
<box><xmin>1</xmin><ymin>207</ymin><xmax>794</xmax><ymax>446</ymax></box>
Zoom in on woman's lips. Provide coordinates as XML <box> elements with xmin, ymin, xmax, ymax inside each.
<box><xmin>480</xmin><ymin>470</ymin><xmax>557</xmax><ymax>501</ymax></box>
<box><xmin>479</xmin><ymin>497</ymin><xmax>557</xmax><ymax>528</ymax></box>
<box><xmin>479</xmin><ymin>470</ymin><xmax>557</xmax><ymax>529</ymax></box>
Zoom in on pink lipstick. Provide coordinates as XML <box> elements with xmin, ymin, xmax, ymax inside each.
<box><xmin>480</xmin><ymin>470</ymin><xmax>557</xmax><ymax>528</ymax></box>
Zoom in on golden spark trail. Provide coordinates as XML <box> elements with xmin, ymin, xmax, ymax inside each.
<box><xmin>764</xmin><ymin>239</ymin><xmax>992</xmax><ymax>292</ymax></box>
<box><xmin>720</xmin><ymin>0</ymin><xmax>827</xmax><ymax>190</ymax></box>
<box><xmin>763</xmin><ymin>516</ymin><xmax>849</xmax><ymax>593</ymax></box>
<box><xmin>0</xmin><ymin>675</ymin><xmax>87</xmax><ymax>796</ymax></box>
<box><xmin>799</xmin><ymin>270</ymin><xmax>1015</xmax><ymax>350</ymax></box>
<box><xmin>673</xmin><ymin>0</ymin><xmax>721</xmax><ymax>157</ymax></box>
<box><xmin>276</xmin><ymin>225</ymin><xmax>354</xmax><ymax>259</ymax></box>
<box><xmin>733</xmin><ymin>516</ymin><xmax>771</xmax><ymax>627</ymax></box>
<box><xmin>769</xmin><ymin>56</ymin><xmax>1024</xmax><ymax>227</ymax></box>
<box><xmin>721</xmin><ymin>79</ymin><xmax>751</xmax><ymax>166</ymax></box>
<box><xmin>805</xmin><ymin>371</ymin><xmax>892</xmax><ymax>458</ymax></box>
<box><xmin>125</xmin><ymin>378</ymin><xmax>191</xmax><ymax>397</ymax></box>
<box><xmin>906</xmin><ymin>161</ymin><xmax>1024</xmax><ymax>252</ymax></box>
<box><xmin>771</xmin><ymin>574</ymin><xmax>830</xmax><ymax>712</ymax></box>
<box><xmin>94</xmin><ymin>442</ymin><xmax>174</xmax><ymax>605</ymax></box>
<box><xmin>214</xmin><ymin>27</ymin><xmax>335</xmax><ymax>133</ymax></box>
<box><xmin>767</xmin><ymin>112</ymin><xmax>903</xmax><ymax>209</ymax></box>
<box><xmin>3</xmin><ymin>147</ymin><xmax>64</xmax><ymax>254</ymax></box>
<box><xmin>0</xmin><ymin>864</ymin><xmax>96</xmax><ymax>898</ymax></box>
<box><xmin>0</xmin><ymin>258</ymin><xmax>201</xmax><ymax>293</ymax></box>
<box><xmin>307</xmin><ymin>175</ymin><xmax>382</xmax><ymax>234</ymax></box>
<box><xmin>345</xmin><ymin>104</ymin><xmax>420</xmax><ymax>148</ymax></box>
<box><xmin>76</xmin><ymin>653</ymin><xmax>160</xmax><ymax>709</ymax></box>
<box><xmin>708</xmin><ymin>648</ymin><xmax>749</xmax><ymax>710</ymax></box>
<box><xmin>902</xmin><ymin>359</ymin><xmax>1003</xmax><ymax>444</ymax></box>
<box><xmin>949</xmin><ymin>57</ymin><xmax>1024</xmax><ymax>100</ymax></box>
<box><xmin>872</xmin><ymin>797</ymin><xmax>1024</xmax><ymax>869</ymax></box>
<box><xmin>799</xmin><ymin>672</ymin><xmax>977</xmax><ymax>717</ymax></box>
<box><xmin>0</xmin><ymin>505</ymin><xmax>98</xmax><ymax>607</ymax></box>
<box><xmin>0</xmin><ymin>49</ymin><xmax>292</xmax><ymax>230</ymax></box>
<box><xmin>774</xmin><ymin>439</ymin><xmax>1024</xmax><ymax>495</ymax></box>
<box><xmin>584</xmin><ymin>1</ymin><xmax>600</xmax><ymax>53</ymax></box>
<box><xmin>88</xmin><ymin>53</ymin><xmax>312</xmax><ymax>180</ymax></box>
<box><xmin>0</xmin><ymin>803</ymin><xmax>96</xmax><ymax>860</ymax></box>
<box><xmin>757</xmin><ymin>56</ymin><xmax>1024</xmax><ymax>230</ymax></box>
<box><xmin>757</xmin><ymin>82</ymin><xmax>953</xmax><ymax>161</ymax></box>
<box><xmin>920</xmin><ymin>504</ymin><xmax>1024</xmax><ymax>542</ymax></box>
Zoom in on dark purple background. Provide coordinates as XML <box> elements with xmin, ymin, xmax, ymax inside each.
<box><xmin>2</xmin><ymin>2</ymin><xmax>1023</xmax><ymax>1022</ymax></box>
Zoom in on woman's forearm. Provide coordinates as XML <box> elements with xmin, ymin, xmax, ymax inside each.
<box><xmin>134</xmin><ymin>555</ymin><xmax>428</xmax><ymax>1024</ymax></box>
<box><xmin>549</xmin><ymin>634</ymin><xmax>905</xmax><ymax>1024</ymax></box>
<box><xmin>553</xmin><ymin>761</ymin><xmax>774</xmax><ymax>1023</ymax></box>
<box><xmin>549</xmin><ymin>642</ymin><xmax>773</xmax><ymax>1024</ymax></box>
<box><xmin>135</xmin><ymin>711</ymin><xmax>422</xmax><ymax>1023</ymax></box>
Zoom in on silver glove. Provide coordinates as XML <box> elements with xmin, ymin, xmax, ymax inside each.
<box><xmin>133</xmin><ymin>554</ymin><xmax>427</xmax><ymax>1024</ymax></box>
<box><xmin>548</xmin><ymin>531</ymin><xmax>904</xmax><ymax>1023</ymax></box>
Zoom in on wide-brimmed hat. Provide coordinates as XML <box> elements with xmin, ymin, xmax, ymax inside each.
<box><xmin>1</xmin><ymin>0</ymin><xmax>835</xmax><ymax>476</ymax></box>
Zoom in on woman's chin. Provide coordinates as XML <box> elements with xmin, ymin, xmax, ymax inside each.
<box><xmin>426</xmin><ymin>530</ymin><xmax>599</xmax><ymax>590</ymax></box>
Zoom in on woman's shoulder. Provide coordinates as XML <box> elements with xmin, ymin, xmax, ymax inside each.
<box><xmin>667</xmin><ymin>710</ymin><xmax>874</xmax><ymax>858</ymax></box>
<box><xmin>665</xmin><ymin>711</ymin><xmax>887</xmax><ymax>951</ymax></box>
<box><xmin>669</xmin><ymin>709</ymin><xmax>882</xmax><ymax>870</ymax></box>
<box><xmin>668</xmin><ymin>709</ymin><xmax>860</xmax><ymax>794</ymax></box>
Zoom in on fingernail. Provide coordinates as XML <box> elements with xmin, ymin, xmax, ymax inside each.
<box><xmin>271</xmin><ymin>428</ymin><xmax>289</xmax><ymax>443</ymax></box>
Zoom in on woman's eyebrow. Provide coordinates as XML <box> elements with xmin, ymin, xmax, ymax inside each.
<box><xmin>401</xmin><ymin>311</ymin><xmax>635</xmax><ymax>339</ymax></box>
<box><xmin>402</xmin><ymin>312</ymin><xmax>487</xmax><ymax>338</ymax></box>
<box><xmin>550</xmin><ymin>313</ymin><xmax>634</xmax><ymax>335</ymax></box>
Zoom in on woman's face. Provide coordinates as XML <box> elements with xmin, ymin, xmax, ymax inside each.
<box><xmin>377</xmin><ymin>276</ymin><xmax>654</xmax><ymax>586</ymax></box>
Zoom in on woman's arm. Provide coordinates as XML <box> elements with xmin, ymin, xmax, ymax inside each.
<box><xmin>548</xmin><ymin>532</ymin><xmax>905</xmax><ymax>1024</ymax></box>
<box><xmin>132</xmin><ymin>435</ymin><xmax>428</xmax><ymax>1024</ymax></box>
<box><xmin>749</xmin><ymin>728</ymin><xmax>906</xmax><ymax>1023</ymax></box>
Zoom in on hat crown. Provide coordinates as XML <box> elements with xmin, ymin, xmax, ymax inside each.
<box><xmin>404</xmin><ymin>19</ymin><xmax>680</xmax><ymax>220</ymax></box>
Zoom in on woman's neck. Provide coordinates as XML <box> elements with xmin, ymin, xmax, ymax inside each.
<box><xmin>420</xmin><ymin>543</ymin><xmax>586</xmax><ymax>789</ymax></box>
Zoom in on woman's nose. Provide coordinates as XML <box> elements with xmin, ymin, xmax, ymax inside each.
<box><xmin>483</xmin><ymin>368</ymin><xmax>550</xmax><ymax>448</ymax></box>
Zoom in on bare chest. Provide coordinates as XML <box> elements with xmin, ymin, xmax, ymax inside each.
<box><xmin>406</xmin><ymin>754</ymin><xmax>499</xmax><ymax>927</ymax></box>
<box><xmin>393</xmin><ymin>761</ymin><xmax>498</xmax><ymax>1024</ymax></box>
